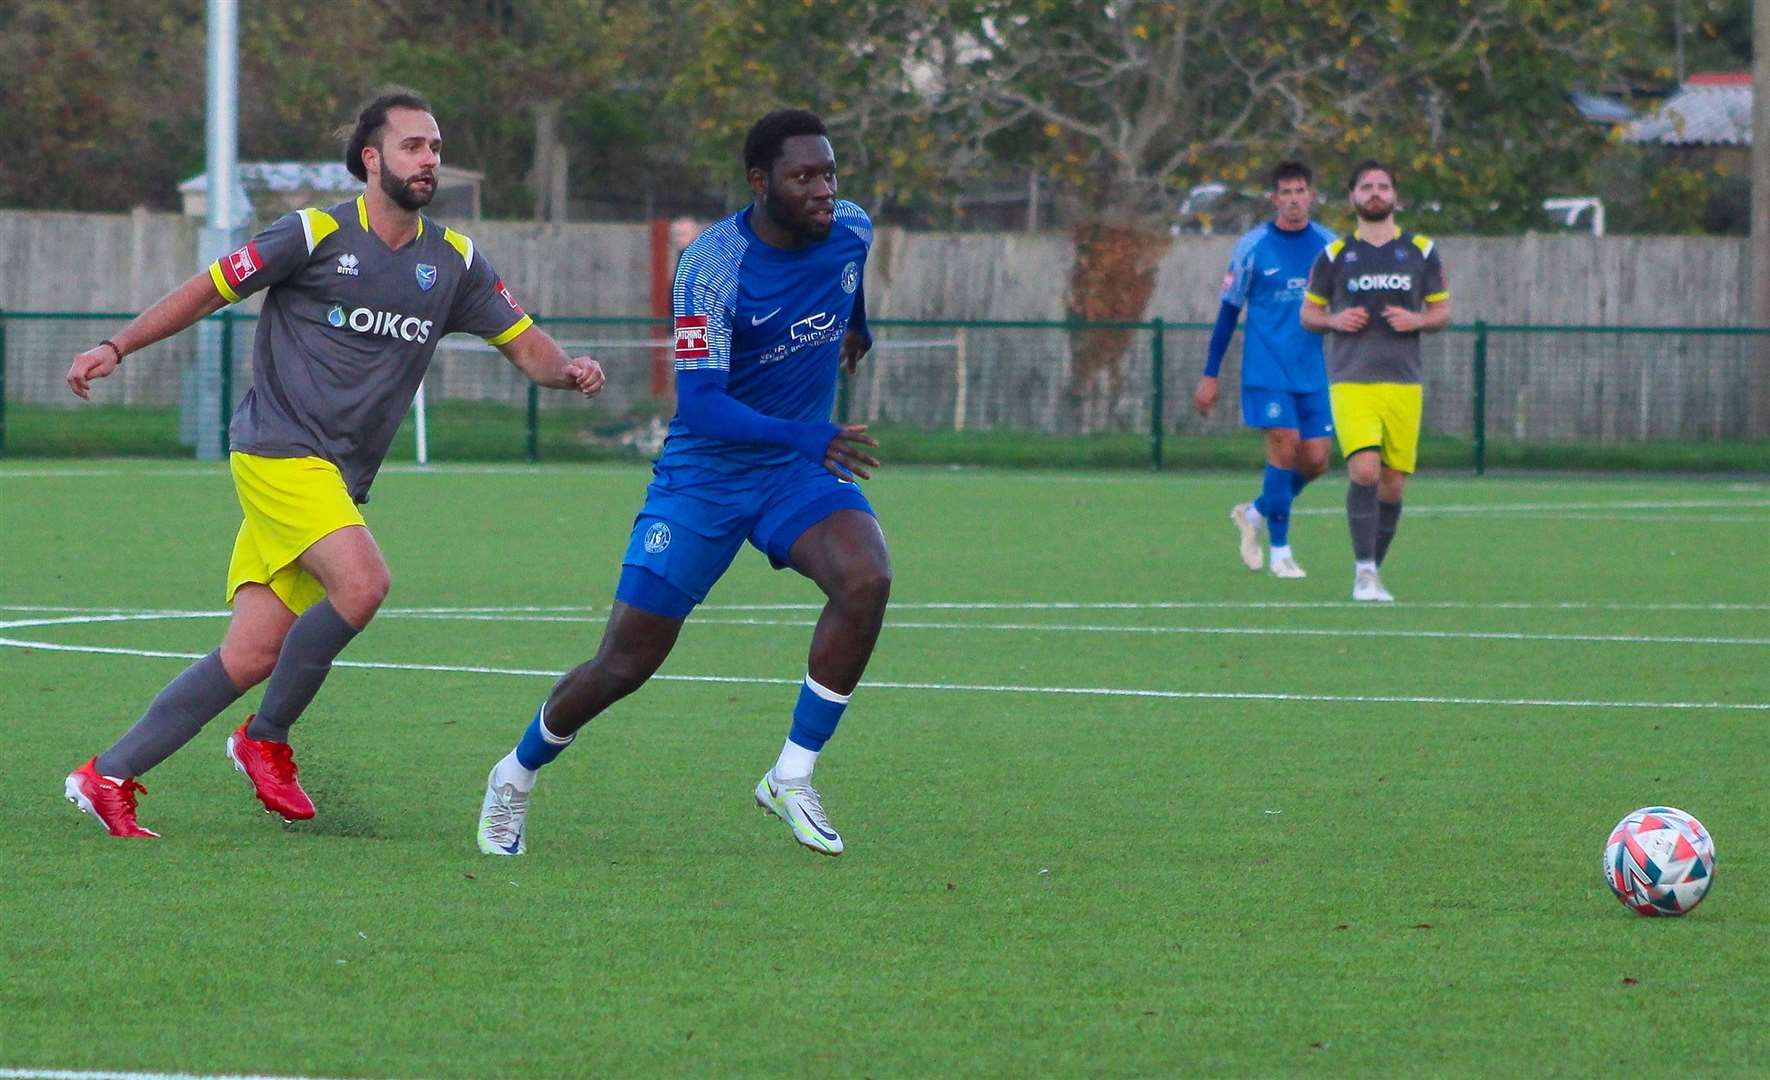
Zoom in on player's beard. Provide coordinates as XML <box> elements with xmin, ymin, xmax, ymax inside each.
<box><xmin>1354</xmin><ymin>196</ymin><xmax>1393</xmax><ymax>222</ymax></box>
<box><xmin>379</xmin><ymin>160</ymin><xmax>435</xmax><ymax>212</ymax></box>
<box><xmin>764</xmin><ymin>188</ymin><xmax>831</xmax><ymax>242</ymax></box>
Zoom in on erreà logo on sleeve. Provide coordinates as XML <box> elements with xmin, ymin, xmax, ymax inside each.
<box><xmin>674</xmin><ymin>315</ymin><xmax>710</xmax><ymax>359</ymax></box>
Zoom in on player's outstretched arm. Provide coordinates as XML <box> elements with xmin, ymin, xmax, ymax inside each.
<box><xmin>494</xmin><ymin>326</ymin><xmax>605</xmax><ymax>396</ymax></box>
<box><xmin>66</xmin><ymin>271</ymin><xmax>229</xmax><ymax>399</ymax></box>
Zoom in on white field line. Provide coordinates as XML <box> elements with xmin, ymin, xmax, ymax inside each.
<box><xmin>2</xmin><ymin>608</ymin><xmax>1767</xmax><ymax>647</ymax></box>
<box><xmin>0</xmin><ymin>1070</ymin><xmax>374</xmax><ymax>1080</ymax></box>
<box><xmin>6</xmin><ymin>599</ymin><xmax>1770</xmax><ymax>615</ymax></box>
<box><xmin>1293</xmin><ymin>498</ymin><xmax>1770</xmax><ymax>517</ymax></box>
<box><xmin>0</xmin><ymin>635</ymin><xmax>1762</xmax><ymax>712</ymax></box>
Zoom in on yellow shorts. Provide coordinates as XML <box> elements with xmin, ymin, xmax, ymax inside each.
<box><xmin>226</xmin><ymin>453</ymin><xmax>364</xmax><ymax>614</ymax></box>
<box><xmin>1329</xmin><ymin>382</ymin><xmax>1423</xmax><ymax>474</ymax></box>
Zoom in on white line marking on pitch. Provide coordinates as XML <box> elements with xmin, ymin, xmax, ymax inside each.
<box><xmin>6</xmin><ymin>599</ymin><xmax>1770</xmax><ymax>616</ymax></box>
<box><xmin>0</xmin><ymin>1069</ymin><xmax>374</xmax><ymax>1080</ymax></box>
<box><xmin>0</xmin><ymin>636</ymin><xmax>1762</xmax><ymax>713</ymax></box>
<box><xmin>3</xmin><ymin>608</ymin><xmax>1767</xmax><ymax>647</ymax></box>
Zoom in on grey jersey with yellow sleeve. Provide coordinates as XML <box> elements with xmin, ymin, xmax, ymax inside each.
<box><xmin>1303</xmin><ymin>230</ymin><xmax>1447</xmax><ymax>385</ymax></box>
<box><xmin>209</xmin><ymin>195</ymin><xmax>533</xmax><ymax>502</ymax></box>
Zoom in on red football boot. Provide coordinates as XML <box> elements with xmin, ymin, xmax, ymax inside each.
<box><xmin>64</xmin><ymin>758</ymin><xmax>159</xmax><ymax>838</ymax></box>
<box><xmin>226</xmin><ymin>718</ymin><xmax>316</xmax><ymax>821</ymax></box>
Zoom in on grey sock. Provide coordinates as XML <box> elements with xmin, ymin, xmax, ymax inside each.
<box><xmin>94</xmin><ymin>651</ymin><xmax>244</xmax><ymax>778</ymax></box>
<box><xmin>1347</xmin><ymin>481</ymin><xmax>1380</xmax><ymax>563</ymax></box>
<box><xmin>247</xmin><ymin>599</ymin><xmax>360</xmax><ymax>743</ymax></box>
<box><xmin>1375</xmin><ymin>499</ymin><xmax>1403</xmax><ymax>565</ymax></box>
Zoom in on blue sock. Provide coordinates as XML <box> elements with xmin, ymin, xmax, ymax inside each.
<box><xmin>1253</xmin><ymin>465</ymin><xmax>1296</xmax><ymax>547</ymax></box>
<box><xmin>788</xmin><ymin>677</ymin><xmax>849</xmax><ymax>752</ymax></box>
<box><xmin>514</xmin><ymin>704</ymin><xmax>573</xmax><ymax>770</ymax></box>
<box><xmin>1291</xmin><ymin>469</ymin><xmax>1314</xmax><ymax>496</ymax></box>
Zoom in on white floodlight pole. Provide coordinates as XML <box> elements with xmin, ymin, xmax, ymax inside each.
<box><xmin>193</xmin><ymin>0</ymin><xmax>242</xmax><ymax>460</ymax></box>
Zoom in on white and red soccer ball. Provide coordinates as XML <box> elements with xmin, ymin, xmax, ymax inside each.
<box><xmin>1603</xmin><ymin>806</ymin><xmax>1716</xmax><ymax>916</ymax></box>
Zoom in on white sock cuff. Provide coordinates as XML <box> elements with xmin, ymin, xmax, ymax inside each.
<box><xmin>538</xmin><ymin>704</ymin><xmax>574</xmax><ymax>745</ymax></box>
<box><xmin>804</xmin><ymin>674</ymin><xmax>851</xmax><ymax>705</ymax></box>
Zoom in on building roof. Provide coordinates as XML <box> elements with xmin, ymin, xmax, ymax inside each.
<box><xmin>179</xmin><ymin>161</ymin><xmax>483</xmax><ymax>193</ymax></box>
<box><xmin>1623</xmin><ymin>72</ymin><xmax>1753</xmax><ymax>146</ymax></box>
<box><xmin>1568</xmin><ymin>91</ymin><xmax>1637</xmax><ymax>125</ymax></box>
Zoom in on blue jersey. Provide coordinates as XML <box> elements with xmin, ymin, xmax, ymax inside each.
<box><xmin>1220</xmin><ymin>220</ymin><xmax>1336</xmax><ymax>392</ymax></box>
<box><xmin>663</xmin><ymin>201</ymin><xmax>871</xmax><ymax>477</ymax></box>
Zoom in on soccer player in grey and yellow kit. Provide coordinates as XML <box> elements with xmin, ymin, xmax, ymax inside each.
<box><xmin>61</xmin><ymin>90</ymin><xmax>605</xmax><ymax>837</ymax></box>
<box><xmin>1301</xmin><ymin>160</ymin><xmax>1449</xmax><ymax>601</ymax></box>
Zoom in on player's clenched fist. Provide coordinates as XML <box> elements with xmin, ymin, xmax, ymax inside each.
<box><xmin>66</xmin><ymin>342</ymin><xmax>122</xmax><ymax>400</ymax></box>
<box><xmin>565</xmin><ymin>357</ymin><xmax>605</xmax><ymax>397</ymax></box>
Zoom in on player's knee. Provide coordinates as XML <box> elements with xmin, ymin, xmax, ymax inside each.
<box><xmin>599</xmin><ymin>645</ymin><xmax>666</xmax><ymax>696</ymax></box>
<box><xmin>330</xmin><ymin>568</ymin><xmax>391</xmax><ymax>626</ymax></box>
<box><xmin>220</xmin><ymin>641</ymin><xmax>278</xmax><ymax>687</ymax></box>
<box><xmin>836</xmin><ymin>561</ymin><xmax>892</xmax><ymax>615</ymax></box>
<box><xmin>1300</xmin><ymin>450</ymin><xmax>1330</xmax><ymax>481</ymax></box>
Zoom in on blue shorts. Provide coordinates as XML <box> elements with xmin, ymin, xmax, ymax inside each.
<box><xmin>1240</xmin><ymin>385</ymin><xmax>1334</xmax><ymax>439</ymax></box>
<box><xmin>615</xmin><ymin>457</ymin><xmax>875</xmax><ymax>618</ymax></box>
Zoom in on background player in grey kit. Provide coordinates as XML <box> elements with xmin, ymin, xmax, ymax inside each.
<box><xmin>1301</xmin><ymin>160</ymin><xmax>1450</xmax><ymax>601</ymax></box>
<box><xmin>61</xmin><ymin>89</ymin><xmax>606</xmax><ymax>838</ymax></box>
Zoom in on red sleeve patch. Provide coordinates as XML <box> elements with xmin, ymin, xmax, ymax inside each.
<box><xmin>674</xmin><ymin>314</ymin><xmax>710</xmax><ymax>359</ymax></box>
<box><xmin>221</xmin><ymin>241</ymin><xmax>263</xmax><ymax>289</ymax></box>
<box><xmin>495</xmin><ymin>280</ymin><xmax>525</xmax><ymax>315</ymax></box>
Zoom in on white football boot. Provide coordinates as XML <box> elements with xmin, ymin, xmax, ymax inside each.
<box><xmin>1230</xmin><ymin>503</ymin><xmax>1264</xmax><ymax>571</ymax></box>
<box><xmin>755</xmin><ymin>770</ymin><xmax>843</xmax><ymax>856</ymax></box>
<box><xmin>1352</xmin><ymin>566</ymin><xmax>1395</xmax><ymax>602</ymax></box>
<box><xmin>476</xmin><ymin>770</ymin><xmax>530</xmax><ymax>855</ymax></box>
<box><xmin>1269</xmin><ymin>553</ymin><xmax>1307</xmax><ymax>579</ymax></box>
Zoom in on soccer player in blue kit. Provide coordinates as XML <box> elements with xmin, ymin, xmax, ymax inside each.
<box><xmin>476</xmin><ymin>110</ymin><xmax>887</xmax><ymax>857</ymax></box>
<box><xmin>1192</xmin><ymin>161</ymin><xmax>1337</xmax><ymax>578</ymax></box>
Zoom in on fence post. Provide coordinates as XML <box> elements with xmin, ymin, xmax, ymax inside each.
<box><xmin>218</xmin><ymin>309</ymin><xmax>234</xmax><ymax>459</ymax></box>
<box><xmin>526</xmin><ymin>382</ymin><xmax>540</xmax><ymax>464</ymax></box>
<box><xmin>1149</xmin><ymin>318</ymin><xmax>1165</xmax><ymax>471</ymax></box>
<box><xmin>0</xmin><ymin>310</ymin><xmax>8</xmax><ymax>459</ymax></box>
<box><xmin>1472</xmin><ymin>320</ymin><xmax>1487</xmax><ymax>476</ymax></box>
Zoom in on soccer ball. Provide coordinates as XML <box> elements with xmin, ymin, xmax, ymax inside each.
<box><xmin>1602</xmin><ymin>806</ymin><xmax>1716</xmax><ymax>916</ymax></box>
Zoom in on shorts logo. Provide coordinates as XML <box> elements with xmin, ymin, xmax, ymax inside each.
<box><xmin>415</xmin><ymin>263</ymin><xmax>437</xmax><ymax>291</ymax></box>
<box><xmin>840</xmin><ymin>261</ymin><xmax>859</xmax><ymax>294</ymax></box>
<box><xmin>221</xmin><ymin>241</ymin><xmax>262</xmax><ymax>289</ymax></box>
<box><xmin>495</xmin><ymin>280</ymin><xmax>524</xmax><ymax>314</ymax></box>
<box><xmin>674</xmin><ymin>315</ymin><xmax>710</xmax><ymax>359</ymax></box>
<box><xmin>643</xmin><ymin>522</ymin><xmax>671</xmax><ymax>553</ymax></box>
<box><xmin>326</xmin><ymin>304</ymin><xmax>345</xmax><ymax>328</ymax></box>
<box><xmin>335</xmin><ymin>253</ymin><xmax>359</xmax><ymax>277</ymax></box>
<box><xmin>1266</xmin><ymin>401</ymin><xmax>1281</xmax><ymax>419</ymax></box>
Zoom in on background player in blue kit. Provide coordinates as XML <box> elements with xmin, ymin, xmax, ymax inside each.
<box><xmin>1192</xmin><ymin>162</ymin><xmax>1337</xmax><ymax>578</ymax></box>
<box><xmin>477</xmin><ymin>109</ymin><xmax>888</xmax><ymax>857</ymax></box>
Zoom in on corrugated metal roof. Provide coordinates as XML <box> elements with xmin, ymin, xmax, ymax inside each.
<box><xmin>1569</xmin><ymin>91</ymin><xmax>1637</xmax><ymax>124</ymax></box>
<box><xmin>1623</xmin><ymin>73</ymin><xmax>1752</xmax><ymax>146</ymax></box>
<box><xmin>179</xmin><ymin>161</ymin><xmax>482</xmax><ymax>193</ymax></box>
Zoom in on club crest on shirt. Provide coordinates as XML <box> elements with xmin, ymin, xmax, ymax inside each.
<box><xmin>840</xmin><ymin>261</ymin><xmax>859</xmax><ymax>294</ymax></box>
<box><xmin>415</xmin><ymin>263</ymin><xmax>437</xmax><ymax>291</ymax></box>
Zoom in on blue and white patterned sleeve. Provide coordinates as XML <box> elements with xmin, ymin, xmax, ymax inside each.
<box><xmin>671</xmin><ymin>220</ymin><xmax>745</xmax><ymax>374</ymax></box>
<box><xmin>1219</xmin><ymin>227</ymin><xmax>1263</xmax><ymax>308</ymax></box>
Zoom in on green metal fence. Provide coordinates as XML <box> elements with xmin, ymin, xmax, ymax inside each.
<box><xmin>3</xmin><ymin>310</ymin><xmax>1767</xmax><ymax>471</ymax></box>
